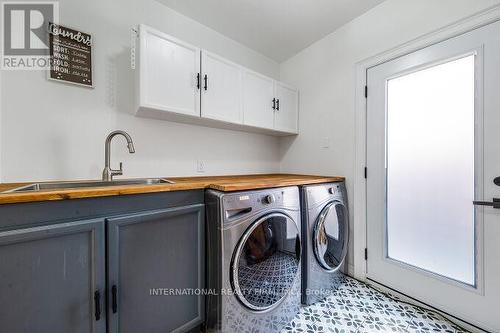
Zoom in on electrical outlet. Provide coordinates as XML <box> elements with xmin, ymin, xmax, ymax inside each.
<box><xmin>196</xmin><ymin>160</ymin><xmax>205</xmax><ymax>173</ymax></box>
<box><xmin>322</xmin><ymin>137</ymin><xmax>330</xmax><ymax>149</ymax></box>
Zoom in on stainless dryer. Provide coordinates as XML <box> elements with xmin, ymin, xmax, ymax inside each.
<box><xmin>205</xmin><ymin>186</ymin><xmax>302</xmax><ymax>333</ymax></box>
<box><xmin>300</xmin><ymin>182</ymin><xmax>349</xmax><ymax>305</ymax></box>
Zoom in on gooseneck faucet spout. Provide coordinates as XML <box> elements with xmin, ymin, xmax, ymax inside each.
<box><xmin>102</xmin><ymin>130</ymin><xmax>135</xmax><ymax>181</ymax></box>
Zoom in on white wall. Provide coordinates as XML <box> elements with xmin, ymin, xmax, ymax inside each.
<box><xmin>0</xmin><ymin>0</ymin><xmax>281</xmax><ymax>182</ymax></box>
<box><xmin>278</xmin><ymin>0</ymin><xmax>500</xmax><ymax>273</ymax></box>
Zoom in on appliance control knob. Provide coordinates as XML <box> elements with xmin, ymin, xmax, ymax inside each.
<box><xmin>264</xmin><ymin>194</ymin><xmax>276</xmax><ymax>204</ymax></box>
<box><xmin>328</xmin><ymin>187</ymin><xmax>336</xmax><ymax>194</ymax></box>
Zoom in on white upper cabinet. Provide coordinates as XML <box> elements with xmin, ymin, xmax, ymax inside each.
<box><xmin>274</xmin><ymin>82</ymin><xmax>299</xmax><ymax>134</ymax></box>
<box><xmin>201</xmin><ymin>51</ymin><xmax>243</xmax><ymax>124</ymax></box>
<box><xmin>135</xmin><ymin>25</ymin><xmax>298</xmax><ymax>136</ymax></box>
<box><xmin>242</xmin><ymin>70</ymin><xmax>275</xmax><ymax>129</ymax></box>
<box><xmin>137</xmin><ymin>24</ymin><xmax>200</xmax><ymax>117</ymax></box>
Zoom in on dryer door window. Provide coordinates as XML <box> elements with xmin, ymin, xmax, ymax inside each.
<box><xmin>231</xmin><ymin>213</ymin><xmax>300</xmax><ymax>311</ymax></box>
<box><xmin>313</xmin><ymin>201</ymin><xmax>349</xmax><ymax>272</ymax></box>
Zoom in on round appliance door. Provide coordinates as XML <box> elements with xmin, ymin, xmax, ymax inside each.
<box><xmin>231</xmin><ymin>213</ymin><xmax>301</xmax><ymax>312</ymax></box>
<box><xmin>313</xmin><ymin>200</ymin><xmax>349</xmax><ymax>272</ymax></box>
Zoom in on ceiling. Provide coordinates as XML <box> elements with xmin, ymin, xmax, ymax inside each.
<box><xmin>157</xmin><ymin>0</ymin><xmax>386</xmax><ymax>62</ymax></box>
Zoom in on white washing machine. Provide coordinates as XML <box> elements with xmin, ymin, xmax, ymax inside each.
<box><xmin>205</xmin><ymin>186</ymin><xmax>302</xmax><ymax>333</ymax></box>
<box><xmin>300</xmin><ymin>182</ymin><xmax>349</xmax><ymax>305</ymax></box>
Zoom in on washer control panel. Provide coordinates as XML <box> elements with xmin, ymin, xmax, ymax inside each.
<box><xmin>328</xmin><ymin>184</ymin><xmax>341</xmax><ymax>195</ymax></box>
<box><xmin>305</xmin><ymin>182</ymin><xmax>346</xmax><ymax>208</ymax></box>
<box><xmin>263</xmin><ymin>194</ymin><xmax>276</xmax><ymax>205</ymax></box>
<box><xmin>223</xmin><ymin>191</ymin><xmax>283</xmax><ymax>207</ymax></box>
<box><xmin>221</xmin><ymin>187</ymin><xmax>299</xmax><ymax>223</ymax></box>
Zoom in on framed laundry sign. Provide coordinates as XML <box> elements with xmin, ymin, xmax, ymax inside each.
<box><xmin>48</xmin><ymin>23</ymin><xmax>93</xmax><ymax>87</ymax></box>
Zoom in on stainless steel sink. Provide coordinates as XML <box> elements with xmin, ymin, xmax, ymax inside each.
<box><xmin>3</xmin><ymin>178</ymin><xmax>175</xmax><ymax>193</ymax></box>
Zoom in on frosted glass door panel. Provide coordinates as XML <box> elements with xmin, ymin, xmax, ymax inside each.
<box><xmin>386</xmin><ymin>55</ymin><xmax>475</xmax><ymax>285</ymax></box>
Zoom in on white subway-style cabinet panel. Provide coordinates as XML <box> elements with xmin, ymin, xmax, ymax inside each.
<box><xmin>242</xmin><ymin>70</ymin><xmax>275</xmax><ymax>130</ymax></box>
<box><xmin>201</xmin><ymin>51</ymin><xmax>243</xmax><ymax>124</ymax></box>
<box><xmin>274</xmin><ymin>82</ymin><xmax>299</xmax><ymax>134</ymax></box>
<box><xmin>137</xmin><ymin>25</ymin><xmax>201</xmax><ymax>118</ymax></box>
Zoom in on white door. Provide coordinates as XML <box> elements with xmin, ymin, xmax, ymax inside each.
<box><xmin>274</xmin><ymin>82</ymin><xmax>299</xmax><ymax>133</ymax></box>
<box><xmin>242</xmin><ymin>70</ymin><xmax>275</xmax><ymax>129</ymax></box>
<box><xmin>201</xmin><ymin>51</ymin><xmax>243</xmax><ymax>124</ymax></box>
<box><xmin>367</xmin><ymin>20</ymin><xmax>500</xmax><ymax>332</ymax></box>
<box><xmin>139</xmin><ymin>25</ymin><xmax>200</xmax><ymax>117</ymax></box>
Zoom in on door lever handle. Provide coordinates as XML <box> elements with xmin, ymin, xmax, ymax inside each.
<box><xmin>473</xmin><ymin>198</ymin><xmax>500</xmax><ymax>209</ymax></box>
<box><xmin>494</xmin><ymin>177</ymin><xmax>500</xmax><ymax>186</ymax></box>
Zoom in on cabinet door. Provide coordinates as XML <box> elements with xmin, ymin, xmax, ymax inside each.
<box><xmin>0</xmin><ymin>219</ymin><xmax>106</xmax><ymax>333</ymax></box>
<box><xmin>107</xmin><ymin>204</ymin><xmax>205</xmax><ymax>333</ymax></box>
<box><xmin>201</xmin><ymin>51</ymin><xmax>243</xmax><ymax>123</ymax></box>
<box><xmin>274</xmin><ymin>82</ymin><xmax>299</xmax><ymax>133</ymax></box>
<box><xmin>242</xmin><ymin>70</ymin><xmax>275</xmax><ymax>129</ymax></box>
<box><xmin>139</xmin><ymin>25</ymin><xmax>201</xmax><ymax>117</ymax></box>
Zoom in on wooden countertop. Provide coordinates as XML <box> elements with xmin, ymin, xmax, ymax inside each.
<box><xmin>0</xmin><ymin>174</ymin><xmax>344</xmax><ymax>205</ymax></box>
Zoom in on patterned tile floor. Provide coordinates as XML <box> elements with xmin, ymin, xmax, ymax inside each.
<box><xmin>238</xmin><ymin>251</ymin><xmax>299</xmax><ymax>308</ymax></box>
<box><xmin>282</xmin><ymin>276</ymin><xmax>469</xmax><ymax>333</ymax></box>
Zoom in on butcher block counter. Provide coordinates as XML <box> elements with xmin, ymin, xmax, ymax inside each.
<box><xmin>0</xmin><ymin>174</ymin><xmax>344</xmax><ymax>205</ymax></box>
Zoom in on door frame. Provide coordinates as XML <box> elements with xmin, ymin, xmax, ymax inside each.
<box><xmin>353</xmin><ymin>3</ymin><xmax>500</xmax><ymax>281</ymax></box>
<box><xmin>353</xmin><ymin>5</ymin><xmax>500</xmax><ymax>332</ymax></box>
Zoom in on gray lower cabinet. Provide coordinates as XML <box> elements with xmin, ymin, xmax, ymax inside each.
<box><xmin>0</xmin><ymin>218</ymin><xmax>106</xmax><ymax>333</ymax></box>
<box><xmin>106</xmin><ymin>204</ymin><xmax>205</xmax><ymax>333</ymax></box>
<box><xmin>0</xmin><ymin>191</ymin><xmax>205</xmax><ymax>333</ymax></box>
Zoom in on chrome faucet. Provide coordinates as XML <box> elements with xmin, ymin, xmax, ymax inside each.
<box><xmin>102</xmin><ymin>130</ymin><xmax>135</xmax><ymax>181</ymax></box>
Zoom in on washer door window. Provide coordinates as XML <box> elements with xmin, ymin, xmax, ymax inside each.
<box><xmin>231</xmin><ymin>213</ymin><xmax>300</xmax><ymax>311</ymax></box>
<box><xmin>313</xmin><ymin>201</ymin><xmax>348</xmax><ymax>272</ymax></box>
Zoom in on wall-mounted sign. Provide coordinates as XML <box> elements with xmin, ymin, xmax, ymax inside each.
<box><xmin>48</xmin><ymin>23</ymin><xmax>93</xmax><ymax>88</ymax></box>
